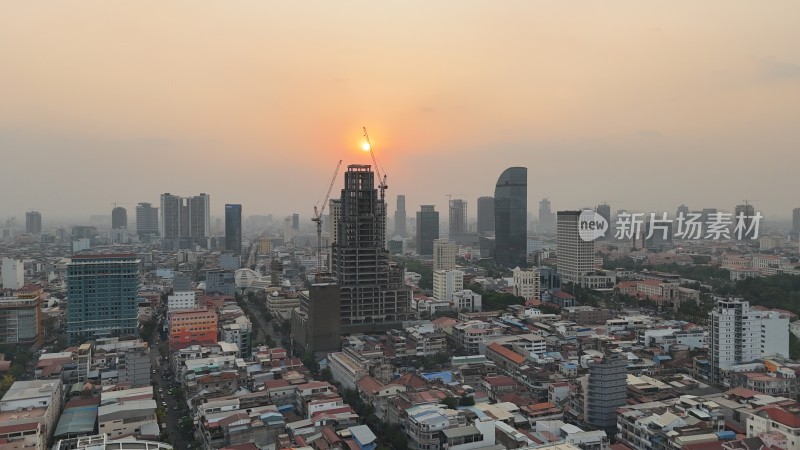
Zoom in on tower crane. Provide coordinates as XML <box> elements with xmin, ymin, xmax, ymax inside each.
<box><xmin>312</xmin><ymin>159</ymin><xmax>343</xmax><ymax>282</ymax></box>
<box><xmin>362</xmin><ymin>127</ymin><xmax>388</xmax><ymax>204</ymax></box>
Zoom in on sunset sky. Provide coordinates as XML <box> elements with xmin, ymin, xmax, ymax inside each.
<box><xmin>2</xmin><ymin>1</ymin><xmax>799</xmax><ymax>222</ymax></box>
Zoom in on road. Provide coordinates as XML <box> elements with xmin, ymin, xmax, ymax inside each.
<box><xmin>240</xmin><ymin>296</ymin><xmax>281</xmax><ymax>347</ymax></box>
<box><xmin>149</xmin><ymin>331</ymin><xmax>190</xmax><ymax>450</ymax></box>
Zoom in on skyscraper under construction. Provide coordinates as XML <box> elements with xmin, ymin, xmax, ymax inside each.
<box><xmin>331</xmin><ymin>164</ymin><xmax>412</xmax><ymax>332</ymax></box>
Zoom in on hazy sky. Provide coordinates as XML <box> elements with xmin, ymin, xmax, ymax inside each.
<box><xmin>2</xmin><ymin>1</ymin><xmax>799</xmax><ymax>223</ymax></box>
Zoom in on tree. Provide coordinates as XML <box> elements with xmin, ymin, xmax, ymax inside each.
<box><xmin>791</xmin><ymin>333</ymin><xmax>800</xmax><ymax>361</ymax></box>
<box><xmin>459</xmin><ymin>394</ymin><xmax>475</xmax><ymax>407</ymax></box>
<box><xmin>440</xmin><ymin>396</ymin><xmax>458</xmax><ymax>409</ymax></box>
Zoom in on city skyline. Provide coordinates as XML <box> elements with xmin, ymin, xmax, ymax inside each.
<box><xmin>2</xmin><ymin>2</ymin><xmax>800</xmax><ymax>219</ymax></box>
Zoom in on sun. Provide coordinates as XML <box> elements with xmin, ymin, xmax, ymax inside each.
<box><xmin>361</xmin><ymin>142</ymin><xmax>371</xmax><ymax>152</ymax></box>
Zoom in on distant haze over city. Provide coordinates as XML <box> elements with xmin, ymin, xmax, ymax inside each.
<box><xmin>2</xmin><ymin>1</ymin><xmax>800</xmax><ymax>220</ymax></box>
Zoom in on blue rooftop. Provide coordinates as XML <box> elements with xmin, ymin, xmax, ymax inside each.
<box><xmin>422</xmin><ymin>371</ymin><xmax>453</xmax><ymax>383</ymax></box>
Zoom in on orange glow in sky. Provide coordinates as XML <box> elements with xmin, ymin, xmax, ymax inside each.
<box><xmin>2</xmin><ymin>1</ymin><xmax>800</xmax><ymax>218</ymax></box>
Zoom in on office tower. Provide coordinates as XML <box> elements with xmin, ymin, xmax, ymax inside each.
<box><xmin>66</xmin><ymin>254</ymin><xmax>140</xmax><ymax>343</ymax></box>
<box><xmin>735</xmin><ymin>202</ymin><xmax>756</xmax><ymax>232</ymax></box>
<box><xmin>111</xmin><ymin>206</ymin><xmax>127</xmax><ymax>229</ymax></box>
<box><xmin>331</xmin><ymin>165</ymin><xmax>411</xmax><ymax>331</ymax></box>
<box><xmin>794</xmin><ymin>208</ymin><xmax>800</xmax><ymax>232</ymax></box>
<box><xmin>188</xmin><ymin>193</ymin><xmax>210</xmax><ymax>241</ymax></box>
<box><xmin>494</xmin><ymin>167</ymin><xmax>527</xmax><ymax>267</ymax></box>
<box><xmin>135</xmin><ymin>202</ymin><xmax>159</xmax><ymax>237</ymax></box>
<box><xmin>708</xmin><ymin>299</ymin><xmax>761</xmax><ymax>383</ymax></box>
<box><xmin>160</xmin><ymin>193</ymin><xmax>210</xmax><ymax>247</ymax></box>
<box><xmin>477</xmin><ymin>196</ymin><xmax>495</xmax><ymax>235</ymax></box>
<box><xmin>585</xmin><ymin>352</ymin><xmax>628</xmax><ymax>435</ymax></box>
<box><xmin>25</xmin><ymin>211</ymin><xmax>42</xmax><ymax>234</ymax></box>
<box><xmin>448</xmin><ymin>199</ymin><xmax>467</xmax><ymax>236</ymax></box>
<box><xmin>676</xmin><ymin>204</ymin><xmax>689</xmax><ymax>218</ymax></box>
<box><xmin>0</xmin><ymin>289</ymin><xmax>43</xmax><ymax>346</ymax></box>
<box><xmin>160</xmin><ymin>193</ymin><xmax>182</xmax><ymax>238</ymax></box>
<box><xmin>292</xmin><ymin>213</ymin><xmax>300</xmax><ymax>230</ymax></box>
<box><xmin>596</xmin><ymin>203</ymin><xmax>611</xmax><ymax>224</ymax></box>
<box><xmin>643</xmin><ymin>217</ymin><xmax>673</xmax><ymax>250</ymax></box>
<box><xmin>538</xmin><ymin>198</ymin><xmax>554</xmax><ymax>233</ymax></box>
<box><xmin>416</xmin><ymin>205</ymin><xmax>439</xmax><ymax>256</ymax></box>
<box><xmin>292</xmin><ymin>283</ymin><xmax>341</xmax><ymax>353</ymax></box>
<box><xmin>433</xmin><ymin>239</ymin><xmax>457</xmax><ymax>271</ymax></box>
<box><xmin>328</xmin><ymin>199</ymin><xmax>342</xmax><ymax>246</ymax></box>
<box><xmin>2</xmin><ymin>258</ymin><xmax>25</xmax><ymax>290</ymax></box>
<box><xmin>394</xmin><ymin>194</ymin><xmax>407</xmax><ymax>237</ymax></box>
<box><xmin>556</xmin><ymin>211</ymin><xmax>595</xmax><ymax>285</ymax></box>
<box><xmin>225</xmin><ymin>204</ymin><xmax>242</xmax><ymax>254</ymax></box>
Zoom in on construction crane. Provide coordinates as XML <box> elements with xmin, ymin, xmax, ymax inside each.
<box><xmin>362</xmin><ymin>127</ymin><xmax>388</xmax><ymax>204</ymax></box>
<box><xmin>312</xmin><ymin>160</ymin><xmax>343</xmax><ymax>282</ymax></box>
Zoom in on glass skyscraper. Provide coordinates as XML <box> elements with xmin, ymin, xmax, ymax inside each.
<box><xmin>225</xmin><ymin>204</ymin><xmax>242</xmax><ymax>254</ymax></box>
<box><xmin>66</xmin><ymin>254</ymin><xmax>140</xmax><ymax>343</ymax></box>
<box><xmin>494</xmin><ymin>167</ymin><xmax>527</xmax><ymax>267</ymax></box>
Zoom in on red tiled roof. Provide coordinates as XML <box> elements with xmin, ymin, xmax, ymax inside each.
<box><xmin>726</xmin><ymin>387</ymin><xmax>760</xmax><ymax>399</ymax></box>
<box><xmin>487</xmin><ymin>343</ymin><xmax>526</xmax><ymax>365</ymax></box>
<box><xmin>529</xmin><ymin>402</ymin><xmax>557</xmax><ymax>411</ymax></box>
<box><xmin>265</xmin><ymin>379</ymin><xmax>290</xmax><ymax>389</ymax></box>
<box><xmin>356</xmin><ymin>376</ymin><xmax>384</xmax><ymax>394</ymax></box>
<box><xmin>763</xmin><ymin>407</ymin><xmax>800</xmax><ymax>428</ymax></box>
<box><xmin>484</xmin><ymin>375</ymin><xmax>516</xmax><ymax>387</ymax></box>
<box><xmin>391</xmin><ymin>372</ymin><xmax>428</xmax><ymax>389</ymax></box>
<box><xmin>552</xmin><ymin>291</ymin><xmax>575</xmax><ymax>299</ymax></box>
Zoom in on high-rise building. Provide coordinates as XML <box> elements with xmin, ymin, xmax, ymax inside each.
<box><xmin>0</xmin><ymin>288</ymin><xmax>43</xmax><ymax>346</ymax></box>
<box><xmin>709</xmin><ymin>299</ymin><xmax>789</xmax><ymax>383</ymax></box>
<box><xmin>494</xmin><ymin>167</ymin><xmax>527</xmax><ymax>267</ymax></box>
<box><xmin>135</xmin><ymin>202</ymin><xmax>159</xmax><ymax>237</ymax></box>
<box><xmin>160</xmin><ymin>193</ymin><xmax>210</xmax><ymax>247</ymax></box>
<box><xmin>292</xmin><ymin>213</ymin><xmax>300</xmax><ymax>230</ymax></box>
<box><xmin>709</xmin><ymin>299</ymin><xmax>761</xmax><ymax>384</ymax></box>
<box><xmin>292</xmin><ymin>283</ymin><xmax>341</xmax><ymax>353</ymax></box>
<box><xmin>735</xmin><ymin>203</ymin><xmax>756</xmax><ymax>232</ymax></box>
<box><xmin>168</xmin><ymin>308</ymin><xmax>218</xmax><ymax>346</ymax></box>
<box><xmin>585</xmin><ymin>352</ymin><xmax>628</xmax><ymax>435</ymax></box>
<box><xmin>160</xmin><ymin>193</ymin><xmax>182</xmax><ymax>239</ymax></box>
<box><xmin>394</xmin><ymin>195</ymin><xmax>407</xmax><ymax>237</ymax></box>
<box><xmin>328</xmin><ymin>199</ymin><xmax>342</xmax><ymax>245</ymax></box>
<box><xmin>416</xmin><ymin>205</ymin><xmax>439</xmax><ymax>256</ymax></box>
<box><xmin>67</xmin><ymin>254</ymin><xmax>140</xmax><ymax>343</ymax></box>
<box><xmin>433</xmin><ymin>239</ymin><xmax>457</xmax><ymax>272</ymax></box>
<box><xmin>557</xmin><ymin>211</ymin><xmax>595</xmax><ymax>285</ymax></box>
<box><xmin>111</xmin><ymin>206</ymin><xmax>127</xmax><ymax>229</ymax></box>
<box><xmin>512</xmin><ymin>267</ymin><xmax>540</xmax><ymax>302</ymax></box>
<box><xmin>433</xmin><ymin>269</ymin><xmax>464</xmax><ymax>303</ymax></box>
<box><xmin>538</xmin><ymin>198</ymin><xmax>554</xmax><ymax>233</ymax></box>
<box><xmin>25</xmin><ymin>211</ymin><xmax>42</xmax><ymax>234</ymax></box>
<box><xmin>596</xmin><ymin>203</ymin><xmax>611</xmax><ymax>224</ymax></box>
<box><xmin>188</xmin><ymin>193</ymin><xmax>210</xmax><ymax>241</ymax></box>
<box><xmin>331</xmin><ymin>165</ymin><xmax>411</xmax><ymax>331</ymax></box>
<box><xmin>676</xmin><ymin>204</ymin><xmax>689</xmax><ymax>218</ymax></box>
<box><xmin>225</xmin><ymin>204</ymin><xmax>242</xmax><ymax>255</ymax></box>
<box><xmin>477</xmin><ymin>196</ymin><xmax>495</xmax><ymax>235</ymax></box>
<box><xmin>2</xmin><ymin>258</ymin><xmax>25</xmax><ymax>290</ymax></box>
<box><xmin>449</xmin><ymin>199</ymin><xmax>467</xmax><ymax>237</ymax></box>
<box><xmin>793</xmin><ymin>208</ymin><xmax>800</xmax><ymax>232</ymax></box>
